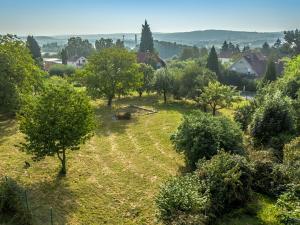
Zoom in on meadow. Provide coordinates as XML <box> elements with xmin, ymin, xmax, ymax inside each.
<box><xmin>0</xmin><ymin>95</ymin><xmax>279</xmax><ymax>225</ymax></box>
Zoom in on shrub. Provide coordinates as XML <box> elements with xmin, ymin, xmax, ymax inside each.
<box><xmin>196</xmin><ymin>152</ymin><xmax>253</xmax><ymax>216</ymax></box>
<box><xmin>171</xmin><ymin>111</ymin><xmax>243</xmax><ymax>169</ymax></box>
<box><xmin>249</xmin><ymin>91</ymin><xmax>296</xmax><ymax>153</ymax></box>
<box><xmin>0</xmin><ymin>177</ymin><xmax>32</xmax><ymax>225</ymax></box>
<box><xmin>283</xmin><ymin>137</ymin><xmax>300</xmax><ymax>183</ymax></box>
<box><xmin>156</xmin><ymin>175</ymin><xmax>210</xmax><ymax>225</ymax></box>
<box><xmin>276</xmin><ymin>185</ymin><xmax>300</xmax><ymax>224</ymax></box>
<box><xmin>49</xmin><ymin>64</ymin><xmax>75</xmax><ymax>77</ymax></box>
<box><xmin>234</xmin><ymin>101</ymin><xmax>256</xmax><ymax>131</ymax></box>
<box><xmin>251</xmin><ymin>161</ymin><xmax>289</xmax><ymax>197</ymax></box>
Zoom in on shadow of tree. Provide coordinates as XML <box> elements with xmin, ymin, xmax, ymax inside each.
<box><xmin>27</xmin><ymin>177</ymin><xmax>78</xmax><ymax>225</ymax></box>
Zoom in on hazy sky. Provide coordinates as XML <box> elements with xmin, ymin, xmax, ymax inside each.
<box><xmin>0</xmin><ymin>0</ymin><xmax>299</xmax><ymax>35</ymax></box>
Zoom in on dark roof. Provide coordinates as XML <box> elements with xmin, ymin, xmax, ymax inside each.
<box><xmin>243</xmin><ymin>53</ymin><xmax>267</xmax><ymax>76</ymax></box>
<box><xmin>137</xmin><ymin>52</ymin><xmax>166</xmax><ymax>67</ymax></box>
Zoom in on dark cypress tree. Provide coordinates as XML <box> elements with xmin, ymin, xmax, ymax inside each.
<box><xmin>26</xmin><ymin>36</ymin><xmax>42</xmax><ymax>61</ymax></box>
<box><xmin>221</xmin><ymin>41</ymin><xmax>229</xmax><ymax>53</ymax></box>
<box><xmin>206</xmin><ymin>46</ymin><xmax>220</xmax><ymax>76</ymax></box>
<box><xmin>139</xmin><ymin>20</ymin><xmax>154</xmax><ymax>53</ymax></box>
<box><xmin>61</xmin><ymin>48</ymin><xmax>68</xmax><ymax>65</ymax></box>
<box><xmin>264</xmin><ymin>60</ymin><xmax>277</xmax><ymax>82</ymax></box>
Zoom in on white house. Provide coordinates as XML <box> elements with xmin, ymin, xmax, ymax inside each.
<box><xmin>67</xmin><ymin>56</ymin><xmax>87</xmax><ymax>68</ymax></box>
<box><xmin>229</xmin><ymin>53</ymin><xmax>267</xmax><ymax>77</ymax></box>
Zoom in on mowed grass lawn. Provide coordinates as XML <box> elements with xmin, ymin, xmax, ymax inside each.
<box><xmin>0</xmin><ymin>95</ymin><xmax>193</xmax><ymax>225</ymax></box>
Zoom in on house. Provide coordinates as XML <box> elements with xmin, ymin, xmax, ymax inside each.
<box><xmin>229</xmin><ymin>53</ymin><xmax>267</xmax><ymax>77</ymax></box>
<box><xmin>137</xmin><ymin>51</ymin><xmax>166</xmax><ymax>69</ymax></box>
<box><xmin>43</xmin><ymin>58</ymin><xmax>62</xmax><ymax>71</ymax></box>
<box><xmin>67</xmin><ymin>56</ymin><xmax>87</xmax><ymax>68</ymax></box>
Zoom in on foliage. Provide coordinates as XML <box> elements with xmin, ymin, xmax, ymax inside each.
<box><xmin>251</xmin><ymin>161</ymin><xmax>289</xmax><ymax>197</ymax></box>
<box><xmin>49</xmin><ymin>64</ymin><xmax>75</xmax><ymax>77</ymax></box>
<box><xmin>198</xmin><ymin>81</ymin><xmax>239</xmax><ymax>116</ymax></box>
<box><xmin>156</xmin><ymin>175</ymin><xmax>210</xmax><ymax>225</ymax></box>
<box><xmin>249</xmin><ymin>91</ymin><xmax>296</xmax><ymax>153</ymax></box>
<box><xmin>283</xmin><ymin>137</ymin><xmax>300</xmax><ymax>182</ymax></box>
<box><xmin>18</xmin><ymin>78</ymin><xmax>94</xmax><ymax>175</ymax></box>
<box><xmin>26</xmin><ymin>35</ymin><xmax>42</xmax><ymax>66</ymax></box>
<box><xmin>95</xmin><ymin>38</ymin><xmax>114</xmax><ymax>51</ymax></box>
<box><xmin>196</xmin><ymin>152</ymin><xmax>253</xmax><ymax>217</ymax></box>
<box><xmin>206</xmin><ymin>46</ymin><xmax>220</xmax><ymax>76</ymax></box>
<box><xmin>61</xmin><ymin>48</ymin><xmax>68</xmax><ymax>65</ymax></box>
<box><xmin>154</xmin><ymin>68</ymin><xmax>174</xmax><ymax>104</ymax></box>
<box><xmin>179</xmin><ymin>63</ymin><xmax>216</xmax><ymax>100</ymax></box>
<box><xmin>264</xmin><ymin>60</ymin><xmax>277</xmax><ymax>82</ymax></box>
<box><xmin>284</xmin><ymin>29</ymin><xmax>300</xmax><ymax>55</ymax></box>
<box><xmin>137</xmin><ymin>63</ymin><xmax>154</xmax><ymax>97</ymax></box>
<box><xmin>180</xmin><ymin>46</ymin><xmax>200</xmax><ymax>60</ymax></box>
<box><xmin>0</xmin><ymin>34</ymin><xmax>44</xmax><ymax>114</ymax></box>
<box><xmin>139</xmin><ymin>20</ymin><xmax>154</xmax><ymax>53</ymax></box>
<box><xmin>276</xmin><ymin>185</ymin><xmax>300</xmax><ymax>224</ymax></box>
<box><xmin>234</xmin><ymin>101</ymin><xmax>256</xmax><ymax>131</ymax></box>
<box><xmin>171</xmin><ymin>111</ymin><xmax>243</xmax><ymax>169</ymax></box>
<box><xmin>65</xmin><ymin>37</ymin><xmax>94</xmax><ymax>59</ymax></box>
<box><xmin>0</xmin><ymin>177</ymin><xmax>32</xmax><ymax>225</ymax></box>
<box><xmin>86</xmin><ymin>47</ymin><xmax>142</xmax><ymax>106</ymax></box>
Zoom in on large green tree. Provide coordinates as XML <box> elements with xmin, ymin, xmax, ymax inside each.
<box><xmin>206</xmin><ymin>46</ymin><xmax>220</xmax><ymax>76</ymax></box>
<box><xmin>0</xmin><ymin>35</ymin><xmax>43</xmax><ymax>113</ymax></box>
<box><xmin>26</xmin><ymin>35</ymin><xmax>42</xmax><ymax>66</ymax></box>
<box><xmin>86</xmin><ymin>48</ymin><xmax>142</xmax><ymax>106</ymax></box>
<box><xmin>139</xmin><ymin>20</ymin><xmax>154</xmax><ymax>53</ymax></box>
<box><xmin>19</xmin><ymin>78</ymin><xmax>94</xmax><ymax>175</ymax></box>
<box><xmin>95</xmin><ymin>38</ymin><xmax>114</xmax><ymax>51</ymax></box>
<box><xmin>284</xmin><ymin>29</ymin><xmax>300</xmax><ymax>55</ymax></box>
<box><xmin>137</xmin><ymin>63</ymin><xmax>154</xmax><ymax>97</ymax></box>
<box><xmin>264</xmin><ymin>60</ymin><xmax>277</xmax><ymax>82</ymax></box>
<box><xmin>65</xmin><ymin>37</ymin><xmax>94</xmax><ymax>58</ymax></box>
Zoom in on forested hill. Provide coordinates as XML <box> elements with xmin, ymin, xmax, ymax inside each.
<box><xmin>20</xmin><ymin>30</ymin><xmax>283</xmax><ymax>49</ymax></box>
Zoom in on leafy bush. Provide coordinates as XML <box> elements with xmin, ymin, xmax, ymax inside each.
<box><xmin>276</xmin><ymin>185</ymin><xmax>300</xmax><ymax>225</ymax></box>
<box><xmin>171</xmin><ymin>111</ymin><xmax>243</xmax><ymax>169</ymax></box>
<box><xmin>0</xmin><ymin>177</ymin><xmax>32</xmax><ymax>225</ymax></box>
<box><xmin>156</xmin><ymin>175</ymin><xmax>210</xmax><ymax>225</ymax></box>
<box><xmin>234</xmin><ymin>101</ymin><xmax>256</xmax><ymax>131</ymax></box>
<box><xmin>249</xmin><ymin>91</ymin><xmax>296</xmax><ymax>153</ymax></box>
<box><xmin>283</xmin><ymin>137</ymin><xmax>300</xmax><ymax>183</ymax></box>
<box><xmin>196</xmin><ymin>152</ymin><xmax>253</xmax><ymax>216</ymax></box>
<box><xmin>251</xmin><ymin>161</ymin><xmax>289</xmax><ymax>197</ymax></box>
<box><xmin>49</xmin><ymin>64</ymin><xmax>75</xmax><ymax>77</ymax></box>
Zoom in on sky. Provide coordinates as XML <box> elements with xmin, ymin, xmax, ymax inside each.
<box><xmin>0</xmin><ymin>0</ymin><xmax>299</xmax><ymax>36</ymax></box>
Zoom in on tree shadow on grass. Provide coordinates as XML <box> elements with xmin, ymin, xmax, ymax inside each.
<box><xmin>0</xmin><ymin>113</ymin><xmax>18</xmax><ymax>145</ymax></box>
<box><xmin>27</xmin><ymin>177</ymin><xmax>78</xmax><ymax>225</ymax></box>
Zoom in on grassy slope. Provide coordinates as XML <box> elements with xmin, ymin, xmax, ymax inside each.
<box><xmin>0</xmin><ymin>96</ymin><xmax>190</xmax><ymax>225</ymax></box>
<box><xmin>0</xmin><ymin>95</ymin><xmax>280</xmax><ymax>224</ymax></box>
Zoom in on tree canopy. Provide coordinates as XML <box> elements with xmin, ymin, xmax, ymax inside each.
<box><xmin>139</xmin><ymin>20</ymin><xmax>154</xmax><ymax>53</ymax></box>
<box><xmin>65</xmin><ymin>37</ymin><xmax>94</xmax><ymax>59</ymax></box>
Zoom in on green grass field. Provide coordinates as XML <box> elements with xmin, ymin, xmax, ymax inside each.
<box><xmin>0</xmin><ymin>95</ymin><xmax>279</xmax><ymax>225</ymax></box>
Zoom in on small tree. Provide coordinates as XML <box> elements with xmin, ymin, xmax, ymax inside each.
<box><xmin>61</xmin><ymin>48</ymin><xmax>68</xmax><ymax>65</ymax></box>
<box><xmin>199</xmin><ymin>81</ymin><xmax>238</xmax><ymax>116</ymax></box>
<box><xmin>19</xmin><ymin>78</ymin><xmax>94</xmax><ymax>175</ymax></box>
<box><xmin>154</xmin><ymin>68</ymin><xmax>173</xmax><ymax>104</ymax></box>
<box><xmin>137</xmin><ymin>63</ymin><xmax>154</xmax><ymax>97</ymax></box>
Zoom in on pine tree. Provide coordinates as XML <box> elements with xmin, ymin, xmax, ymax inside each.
<box><xmin>264</xmin><ymin>60</ymin><xmax>277</xmax><ymax>82</ymax></box>
<box><xmin>274</xmin><ymin>38</ymin><xmax>282</xmax><ymax>49</ymax></box>
<box><xmin>206</xmin><ymin>46</ymin><xmax>220</xmax><ymax>76</ymax></box>
<box><xmin>139</xmin><ymin>20</ymin><xmax>154</xmax><ymax>53</ymax></box>
<box><xmin>221</xmin><ymin>41</ymin><xmax>229</xmax><ymax>53</ymax></box>
<box><xmin>26</xmin><ymin>36</ymin><xmax>42</xmax><ymax>60</ymax></box>
<box><xmin>61</xmin><ymin>48</ymin><xmax>68</xmax><ymax>65</ymax></box>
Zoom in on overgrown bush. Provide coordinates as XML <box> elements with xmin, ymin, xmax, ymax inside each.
<box><xmin>49</xmin><ymin>64</ymin><xmax>75</xmax><ymax>77</ymax></box>
<box><xmin>249</xmin><ymin>91</ymin><xmax>296</xmax><ymax>153</ymax></box>
<box><xmin>156</xmin><ymin>175</ymin><xmax>210</xmax><ymax>225</ymax></box>
<box><xmin>276</xmin><ymin>185</ymin><xmax>300</xmax><ymax>225</ymax></box>
<box><xmin>251</xmin><ymin>161</ymin><xmax>289</xmax><ymax>197</ymax></box>
<box><xmin>234</xmin><ymin>101</ymin><xmax>256</xmax><ymax>131</ymax></box>
<box><xmin>196</xmin><ymin>152</ymin><xmax>253</xmax><ymax>217</ymax></box>
<box><xmin>0</xmin><ymin>177</ymin><xmax>32</xmax><ymax>225</ymax></box>
<box><xmin>171</xmin><ymin>111</ymin><xmax>244</xmax><ymax>169</ymax></box>
<box><xmin>283</xmin><ymin>137</ymin><xmax>300</xmax><ymax>183</ymax></box>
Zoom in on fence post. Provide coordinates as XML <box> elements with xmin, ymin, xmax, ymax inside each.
<box><xmin>50</xmin><ymin>207</ymin><xmax>54</xmax><ymax>225</ymax></box>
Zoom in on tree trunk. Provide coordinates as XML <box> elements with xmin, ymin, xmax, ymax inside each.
<box><xmin>212</xmin><ymin>106</ymin><xmax>216</xmax><ymax>116</ymax></box>
<box><xmin>139</xmin><ymin>91</ymin><xmax>143</xmax><ymax>98</ymax></box>
<box><xmin>61</xmin><ymin>148</ymin><xmax>67</xmax><ymax>175</ymax></box>
<box><xmin>107</xmin><ymin>96</ymin><xmax>113</xmax><ymax>107</ymax></box>
<box><xmin>163</xmin><ymin>91</ymin><xmax>167</xmax><ymax>104</ymax></box>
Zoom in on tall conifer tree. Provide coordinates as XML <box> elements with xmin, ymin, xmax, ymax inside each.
<box><xmin>206</xmin><ymin>46</ymin><xmax>220</xmax><ymax>76</ymax></box>
<box><xmin>139</xmin><ymin>20</ymin><xmax>154</xmax><ymax>53</ymax></box>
